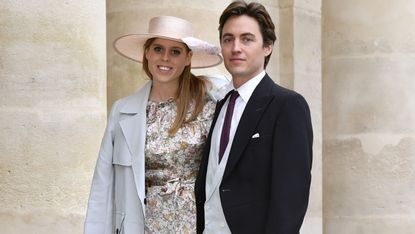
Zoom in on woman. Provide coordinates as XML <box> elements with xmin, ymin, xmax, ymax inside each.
<box><xmin>84</xmin><ymin>16</ymin><xmax>226</xmax><ymax>233</ymax></box>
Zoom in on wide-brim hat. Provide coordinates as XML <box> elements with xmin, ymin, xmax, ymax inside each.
<box><xmin>113</xmin><ymin>16</ymin><xmax>223</xmax><ymax>69</ymax></box>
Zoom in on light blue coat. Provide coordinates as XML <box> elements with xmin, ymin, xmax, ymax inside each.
<box><xmin>84</xmin><ymin>75</ymin><xmax>229</xmax><ymax>234</ymax></box>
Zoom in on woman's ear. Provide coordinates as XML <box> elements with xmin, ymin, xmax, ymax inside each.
<box><xmin>185</xmin><ymin>51</ymin><xmax>193</xmax><ymax>66</ymax></box>
<box><xmin>145</xmin><ymin>48</ymin><xmax>149</xmax><ymax>60</ymax></box>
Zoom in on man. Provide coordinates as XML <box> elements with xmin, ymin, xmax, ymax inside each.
<box><xmin>195</xmin><ymin>1</ymin><xmax>313</xmax><ymax>233</ymax></box>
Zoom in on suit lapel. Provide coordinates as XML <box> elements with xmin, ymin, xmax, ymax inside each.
<box><xmin>223</xmin><ymin>76</ymin><xmax>274</xmax><ymax>180</ymax></box>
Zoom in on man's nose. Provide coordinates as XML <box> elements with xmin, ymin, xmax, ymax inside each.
<box><xmin>231</xmin><ymin>40</ymin><xmax>241</xmax><ymax>52</ymax></box>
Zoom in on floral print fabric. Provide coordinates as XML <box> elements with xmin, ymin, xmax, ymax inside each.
<box><xmin>144</xmin><ymin>97</ymin><xmax>215</xmax><ymax>233</ymax></box>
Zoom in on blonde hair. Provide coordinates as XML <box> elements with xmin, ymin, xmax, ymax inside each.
<box><xmin>142</xmin><ymin>38</ymin><xmax>209</xmax><ymax>135</ymax></box>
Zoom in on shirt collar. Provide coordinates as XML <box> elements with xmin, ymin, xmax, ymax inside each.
<box><xmin>229</xmin><ymin>70</ymin><xmax>265</xmax><ymax>103</ymax></box>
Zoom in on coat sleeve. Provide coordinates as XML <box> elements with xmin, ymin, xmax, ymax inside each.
<box><xmin>84</xmin><ymin>102</ymin><xmax>120</xmax><ymax>234</ymax></box>
<box><xmin>266</xmin><ymin>93</ymin><xmax>313</xmax><ymax>234</ymax></box>
<box><xmin>205</xmin><ymin>74</ymin><xmax>231</xmax><ymax>101</ymax></box>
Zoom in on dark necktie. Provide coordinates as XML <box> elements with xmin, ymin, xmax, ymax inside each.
<box><xmin>219</xmin><ymin>90</ymin><xmax>239</xmax><ymax>162</ymax></box>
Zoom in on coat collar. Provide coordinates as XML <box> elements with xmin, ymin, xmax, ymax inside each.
<box><xmin>119</xmin><ymin>81</ymin><xmax>152</xmax><ymax>155</ymax></box>
<box><xmin>120</xmin><ymin>81</ymin><xmax>152</xmax><ymax>114</ymax></box>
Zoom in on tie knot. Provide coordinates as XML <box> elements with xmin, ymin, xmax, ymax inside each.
<box><xmin>229</xmin><ymin>90</ymin><xmax>239</xmax><ymax>104</ymax></box>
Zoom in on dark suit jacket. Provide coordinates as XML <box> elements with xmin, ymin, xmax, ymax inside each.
<box><xmin>195</xmin><ymin>74</ymin><xmax>313</xmax><ymax>234</ymax></box>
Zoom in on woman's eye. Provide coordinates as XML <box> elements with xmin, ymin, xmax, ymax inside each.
<box><xmin>171</xmin><ymin>49</ymin><xmax>181</xmax><ymax>56</ymax></box>
<box><xmin>153</xmin><ymin>46</ymin><xmax>163</xmax><ymax>53</ymax></box>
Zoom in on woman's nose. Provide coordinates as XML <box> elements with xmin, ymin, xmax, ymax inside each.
<box><xmin>161</xmin><ymin>51</ymin><xmax>170</xmax><ymax>61</ymax></box>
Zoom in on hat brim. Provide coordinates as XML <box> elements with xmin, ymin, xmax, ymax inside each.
<box><xmin>113</xmin><ymin>34</ymin><xmax>223</xmax><ymax>69</ymax></box>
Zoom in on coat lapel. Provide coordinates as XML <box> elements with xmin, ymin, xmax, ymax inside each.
<box><xmin>223</xmin><ymin>76</ymin><xmax>274</xmax><ymax>180</ymax></box>
<box><xmin>119</xmin><ymin>81</ymin><xmax>152</xmax><ymax>161</ymax></box>
<box><xmin>119</xmin><ymin>81</ymin><xmax>152</xmax><ymax>213</ymax></box>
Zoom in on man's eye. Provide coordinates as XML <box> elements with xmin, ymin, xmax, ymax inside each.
<box><xmin>222</xmin><ymin>38</ymin><xmax>232</xmax><ymax>43</ymax></box>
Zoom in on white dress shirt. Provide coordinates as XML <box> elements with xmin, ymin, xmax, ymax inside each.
<box><xmin>204</xmin><ymin>71</ymin><xmax>265</xmax><ymax>233</ymax></box>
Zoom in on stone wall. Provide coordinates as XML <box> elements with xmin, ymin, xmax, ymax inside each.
<box><xmin>0</xmin><ymin>1</ymin><xmax>107</xmax><ymax>233</ymax></box>
<box><xmin>12</xmin><ymin>0</ymin><xmax>415</xmax><ymax>233</ymax></box>
<box><xmin>0</xmin><ymin>0</ymin><xmax>325</xmax><ymax>233</ymax></box>
<box><xmin>2</xmin><ymin>0</ymin><xmax>412</xmax><ymax>232</ymax></box>
<box><xmin>323</xmin><ymin>0</ymin><xmax>415</xmax><ymax>233</ymax></box>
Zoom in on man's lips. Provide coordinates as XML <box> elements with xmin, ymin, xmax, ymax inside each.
<box><xmin>229</xmin><ymin>58</ymin><xmax>245</xmax><ymax>62</ymax></box>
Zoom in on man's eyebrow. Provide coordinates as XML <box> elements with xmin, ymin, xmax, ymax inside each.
<box><xmin>240</xmin><ymin>33</ymin><xmax>255</xmax><ymax>38</ymax></box>
<box><xmin>222</xmin><ymin>33</ymin><xmax>234</xmax><ymax>38</ymax></box>
<box><xmin>222</xmin><ymin>32</ymin><xmax>256</xmax><ymax>38</ymax></box>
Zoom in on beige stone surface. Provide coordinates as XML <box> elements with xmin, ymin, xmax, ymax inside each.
<box><xmin>291</xmin><ymin>5</ymin><xmax>323</xmax><ymax>234</ymax></box>
<box><xmin>324</xmin><ymin>137</ymin><xmax>415</xmax><ymax>233</ymax></box>
<box><xmin>323</xmin><ymin>0</ymin><xmax>415</xmax><ymax>232</ymax></box>
<box><xmin>0</xmin><ymin>0</ymin><xmax>106</xmax><ymax>233</ymax></box>
<box><xmin>11</xmin><ymin>0</ymin><xmax>408</xmax><ymax>233</ymax></box>
<box><xmin>0</xmin><ymin>0</ymin><xmax>324</xmax><ymax>233</ymax></box>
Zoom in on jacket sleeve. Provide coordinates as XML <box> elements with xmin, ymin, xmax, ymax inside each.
<box><xmin>84</xmin><ymin>102</ymin><xmax>120</xmax><ymax>234</ymax></box>
<box><xmin>266</xmin><ymin>93</ymin><xmax>313</xmax><ymax>234</ymax></box>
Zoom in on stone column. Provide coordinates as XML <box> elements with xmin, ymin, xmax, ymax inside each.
<box><xmin>0</xmin><ymin>1</ymin><xmax>106</xmax><ymax>233</ymax></box>
<box><xmin>323</xmin><ymin>0</ymin><xmax>415</xmax><ymax>233</ymax></box>
<box><xmin>279</xmin><ymin>0</ymin><xmax>323</xmax><ymax>233</ymax></box>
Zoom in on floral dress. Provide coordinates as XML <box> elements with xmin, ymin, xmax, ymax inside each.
<box><xmin>144</xmin><ymin>96</ymin><xmax>215</xmax><ymax>233</ymax></box>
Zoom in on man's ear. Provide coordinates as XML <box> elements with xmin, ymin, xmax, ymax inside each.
<box><xmin>264</xmin><ymin>43</ymin><xmax>273</xmax><ymax>56</ymax></box>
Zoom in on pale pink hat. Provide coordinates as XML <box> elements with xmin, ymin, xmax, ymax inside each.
<box><xmin>113</xmin><ymin>16</ymin><xmax>223</xmax><ymax>69</ymax></box>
